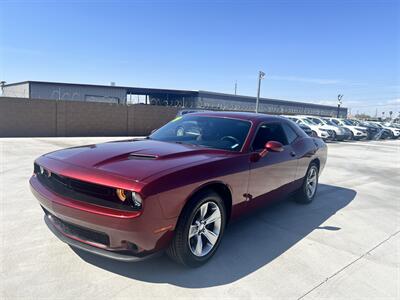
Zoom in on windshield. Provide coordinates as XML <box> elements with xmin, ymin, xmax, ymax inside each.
<box><xmin>342</xmin><ymin>119</ymin><xmax>354</xmax><ymax>126</ymax></box>
<box><xmin>149</xmin><ymin>115</ymin><xmax>251</xmax><ymax>151</ymax></box>
<box><xmin>301</xmin><ymin>118</ymin><xmax>317</xmax><ymax>125</ymax></box>
<box><xmin>322</xmin><ymin>118</ymin><xmax>336</xmax><ymax>126</ymax></box>
<box><xmin>309</xmin><ymin>118</ymin><xmax>323</xmax><ymax>124</ymax></box>
<box><xmin>361</xmin><ymin>122</ymin><xmax>372</xmax><ymax>127</ymax></box>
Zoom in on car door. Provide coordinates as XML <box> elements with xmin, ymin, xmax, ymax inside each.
<box><xmin>247</xmin><ymin>122</ymin><xmax>299</xmax><ymax>208</ymax></box>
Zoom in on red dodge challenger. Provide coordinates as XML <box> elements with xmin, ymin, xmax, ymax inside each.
<box><xmin>30</xmin><ymin>112</ymin><xmax>327</xmax><ymax>267</ymax></box>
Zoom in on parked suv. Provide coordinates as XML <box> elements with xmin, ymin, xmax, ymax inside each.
<box><xmin>304</xmin><ymin>116</ymin><xmax>348</xmax><ymax>141</ymax></box>
<box><xmin>321</xmin><ymin>118</ymin><xmax>352</xmax><ymax>140</ymax></box>
<box><xmin>349</xmin><ymin>119</ymin><xmax>385</xmax><ymax>140</ymax></box>
<box><xmin>282</xmin><ymin>115</ymin><xmax>331</xmax><ymax>140</ymax></box>
<box><xmin>328</xmin><ymin>118</ymin><xmax>368</xmax><ymax>140</ymax></box>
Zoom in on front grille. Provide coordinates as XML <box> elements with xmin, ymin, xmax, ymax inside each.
<box><xmin>51</xmin><ymin>172</ymin><xmax>113</xmax><ymax>199</ymax></box>
<box><xmin>44</xmin><ymin>207</ymin><xmax>110</xmax><ymax>246</ymax></box>
<box><xmin>34</xmin><ymin>163</ymin><xmax>138</xmax><ymax>211</ymax></box>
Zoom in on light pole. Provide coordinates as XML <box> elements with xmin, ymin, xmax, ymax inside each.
<box><xmin>337</xmin><ymin>94</ymin><xmax>343</xmax><ymax>118</ymax></box>
<box><xmin>0</xmin><ymin>81</ymin><xmax>6</xmax><ymax>95</ymax></box>
<box><xmin>234</xmin><ymin>80</ymin><xmax>237</xmax><ymax>95</ymax></box>
<box><xmin>256</xmin><ymin>71</ymin><xmax>265</xmax><ymax>113</ymax></box>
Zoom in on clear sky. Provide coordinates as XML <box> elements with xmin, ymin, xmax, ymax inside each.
<box><xmin>0</xmin><ymin>0</ymin><xmax>399</xmax><ymax>116</ymax></box>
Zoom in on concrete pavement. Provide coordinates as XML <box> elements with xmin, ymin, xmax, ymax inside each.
<box><xmin>0</xmin><ymin>137</ymin><xmax>399</xmax><ymax>299</ymax></box>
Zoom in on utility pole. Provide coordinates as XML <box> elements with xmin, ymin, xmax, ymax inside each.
<box><xmin>0</xmin><ymin>81</ymin><xmax>6</xmax><ymax>95</ymax></box>
<box><xmin>256</xmin><ymin>71</ymin><xmax>265</xmax><ymax>113</ymax></box>
<box><xmin>337</xmin><ymin>94</ymin><xmax>343</xmax><ymax>118</ymax></box>
<box><xmin>234</xmin><ymin>80</ymin><xmax>237</xmax><ymax>95</ymax></box>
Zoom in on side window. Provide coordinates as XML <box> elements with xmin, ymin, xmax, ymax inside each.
<box><xmin>331</xmin><ymin>119</ymin><xmax>339</xmax><ymax>125</ymax></box>
<box><xmin>252</xmin><ymin>123</ymin><xmax>288</xmax><ymax>150</ymax></box>
<box><xmin>282</xmin><ymin>123</ymin><xmax>299</xmax><ymax>144</ymax></box>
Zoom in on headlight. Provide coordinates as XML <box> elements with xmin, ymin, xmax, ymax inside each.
<box><xmin>34</xmin><ymin>163</ymin><xmax>51</xmax><ymax>177</ymax></box>
<box><xmin>115</xmin><ymin>189</ymin><xmax>142</xmax><ymax>209</ymax></box>
<box><xmin>131</xmin><ymin>192</ymin><xmax>143</xmax><ymax>208</ymax></box>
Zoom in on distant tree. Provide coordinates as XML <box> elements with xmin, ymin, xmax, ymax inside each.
<box><xmin>354</xmin><ymin>113</ymin><xmax>372</xmax><ymax>119</ymax></box>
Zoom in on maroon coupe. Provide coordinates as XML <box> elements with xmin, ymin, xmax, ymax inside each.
<box><xmin>30</xmin><ymin>112</ymin><xmax>327</xmax><ymax>267</ymax></box>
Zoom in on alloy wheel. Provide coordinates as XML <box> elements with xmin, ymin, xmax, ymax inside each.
<box><xmin>306</xmin><ymin>166</ymin><xmax>318</xmax><ymax>198</ymax></box>
<box><xmin>188</xmin><ymin>201</ymin><xmax>222</xmax><ymax>257</ymax></box>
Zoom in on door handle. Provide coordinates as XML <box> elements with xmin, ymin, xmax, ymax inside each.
<box><xmin>290</xmin><ymin>151</ymin><xmax>296</xmax><ymax>157</ymax></box>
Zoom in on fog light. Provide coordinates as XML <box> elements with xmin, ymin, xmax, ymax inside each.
<box><xmin>116</xmin><ymin>189</ymin><xmax>127</xmax><ymax>202</ymax></box>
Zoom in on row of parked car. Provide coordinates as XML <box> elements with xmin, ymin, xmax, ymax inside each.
<box><xmin>177</xmin><ymin>109</ymin><xmax>400</xmax><ymax>142</ymax></box>
<box><xmin>281</xmin><ymin>115</ymin><xmax>400</xmax><ymax>141</ymax></box>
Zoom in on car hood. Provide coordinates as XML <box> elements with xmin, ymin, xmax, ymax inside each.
<box><xmin>343</xmin><ymin>125</ymin><xmax>362</xmax><ymax>131</ymax></box>
<box><xmin>305</xmin><ymin>124</ymin><xmax>319</xmax><ymax>130</ymax></box>
<box><xmin>44</xmin><ymin>139</ymin><xmax>227</xmax><ymax>182</ymax></box>
<box><xmin>320</xmin><ymin>124</ymin><xmax>338</xmax><ymax>131</ymax></box>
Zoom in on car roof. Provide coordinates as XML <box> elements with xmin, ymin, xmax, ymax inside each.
<box><xmin>186</xmin><ymin>111</ymin><xmax>285</xmax><ymax>122</ymax></box>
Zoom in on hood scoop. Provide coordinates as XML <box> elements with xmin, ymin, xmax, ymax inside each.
<box><xmin>128</xmin><ymin>153</ymin><xmax>158</xmax><ymax>160</ymax></box>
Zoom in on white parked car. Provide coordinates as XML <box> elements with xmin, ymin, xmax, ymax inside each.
<box><xmin>303</xmin><ymin>116</ymin><xmax>348</xmax><ymax>141</ymax></box>
<box><xmin>327</xmin><ymin>118</ymin><xmax>368</xmax><ymax>140</ymax></box>
<box><xmin>282</xmin><ymin>115</ymin><xmax>331</xmax><ymax>140</ymax></box>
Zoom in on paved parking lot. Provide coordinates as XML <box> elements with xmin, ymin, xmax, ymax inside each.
<box><xmin>1</xmin><ymin>137</ymin><xmax>399</xmax><ymax>299</ymax></box>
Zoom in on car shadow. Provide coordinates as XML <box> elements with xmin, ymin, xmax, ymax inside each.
<box><xmin>72</xmin><ymin>183</ymin><xmax>356</xmax><ymax>288</ymax></box>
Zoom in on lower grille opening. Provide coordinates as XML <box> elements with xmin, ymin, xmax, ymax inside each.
<box><xmin>43</xmin><ymin>207</ymin><xmax>110</xmax><ymax>246</ymax></box>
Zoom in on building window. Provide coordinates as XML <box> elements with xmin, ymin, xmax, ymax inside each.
<box><xmin>85</xmin><ymin>95</ymin><xmax>120</xmax><ymax>103</ymax></box>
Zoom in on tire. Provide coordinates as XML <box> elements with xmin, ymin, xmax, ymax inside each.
<box><xmin>350</xmin><ymin>131</ymin><xmax>354</xmax><ymax>140</ymax></box>
<box><xmin>295</xmin><ymin>163</ymin><xmax>319</xmax><ymax>204</ymax></box>
<box><xmin>166</xmin><ymin>190</ymin><xmax>226</xmax><ymax>267</ymax></box>
<box><xmin>331</xmin><ymin>131</ymin><xmax>336</xmax><ymax>140</ymax></box>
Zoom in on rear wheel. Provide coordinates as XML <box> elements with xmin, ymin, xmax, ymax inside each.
<box><xmin>295</xmin><ymin>163</ymin><xmax>319</xmax><ymax>204</ymax></box>
<box><xmin>167</xmin><ymin>190</ymin><xmax>226</xmax><ymax>267</ymax></box>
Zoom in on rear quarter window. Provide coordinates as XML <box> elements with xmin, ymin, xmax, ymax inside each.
<box><xmin>282</xmin><ymin>123</ymin><xmax>299</xmax><ymax>144</ymax></box>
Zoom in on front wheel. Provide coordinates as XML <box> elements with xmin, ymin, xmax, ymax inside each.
<box><xmin>167</xmin><ymin>190</ymin><xmax>226</xmax><ymax>267</ymax></box>
<box><xmin>295</xmin><ymin>163</ymin><xmax>319</xmax><ymax>204</ymax></box>
<box><xmin>349</xmin><ymin>131</ymin><xmax>355</xmax><ymax>140</ymax></box>
<box><xmin>331</xmin><ymin>131</ymin><xmax>336</xmax><ymax>140</ymax></box>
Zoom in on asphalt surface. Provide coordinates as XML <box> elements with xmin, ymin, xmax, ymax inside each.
<box><xmin>1</xmin><ymin>137</ymin><xmax>399</xmax><ymax>299</ymax></box>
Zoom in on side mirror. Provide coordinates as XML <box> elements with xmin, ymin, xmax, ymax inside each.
<box><xmin>259</xmin><ymin>141</ymin><xmax>284</xmax><ymax>158</ymax></box>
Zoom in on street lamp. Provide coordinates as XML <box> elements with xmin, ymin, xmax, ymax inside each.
<box><xmin>255</xmin><ymin>71</ymin><xmax>265</xmax><ymax>113</ymax></box>
<box><xmin>337</xmin><ymin>94</ymin><xmax>343</xmax><ymax>118</ymax></box>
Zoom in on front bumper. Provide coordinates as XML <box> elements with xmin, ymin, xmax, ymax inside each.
<box><xmin>44</xmin><ymin>212</ymin><xmax>160</xmax><ymax>262</ymax></box>
<box><xmin>353</xmin><ymin>131</ymin><xmax>368</xmax><ymax>139</ymax></box>
<box><xmin>30</xmin><ymin>175</ymin><xmax>175</xmax><ymax>260</ymax></box>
